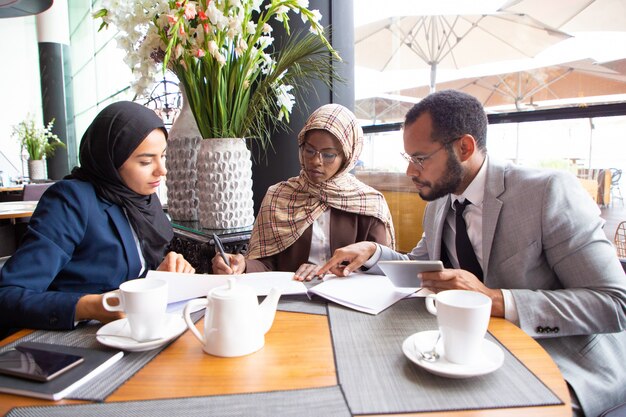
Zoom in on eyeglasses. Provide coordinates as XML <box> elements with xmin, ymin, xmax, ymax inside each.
<box><xmin>401</xmin><ymin>136</ymin><xmax>463</xmax><ymax>170</ymax></box>
<box><xmin>300</xmin><ymin>144</ymin><xmax>339</xmax><ymax>164</ymax></box>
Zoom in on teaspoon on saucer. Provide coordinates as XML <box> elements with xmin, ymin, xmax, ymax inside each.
<box><xmin>415</xmin><ymin>332</ymin><xmax>441</xmax><ymax>362</ymax></box>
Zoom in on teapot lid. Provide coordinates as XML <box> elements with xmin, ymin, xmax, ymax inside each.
<box><xmin>211</xmin><ymin>277</ymin><xmax>254</xmax><ymax>300</ymax></box>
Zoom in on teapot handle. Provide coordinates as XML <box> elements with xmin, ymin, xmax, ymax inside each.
<box><xmin>183</xmin><ymin>298</ymin><xmax>210</xmax><ymax>345</ymax></box>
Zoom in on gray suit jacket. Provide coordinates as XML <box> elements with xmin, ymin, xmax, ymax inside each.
<box><xmin>378</xmin><ymin>158</ymin><xmax>626</xmax><ymax>417</ymax></box>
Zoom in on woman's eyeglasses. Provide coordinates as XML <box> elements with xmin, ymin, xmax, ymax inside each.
<box><xmin>300</xmin><ymin>144</ymin><xmax>339</xmax><ymax>164</ymax></box>
<box><xmin>401</xmin><ymin>136</ymin><xmax>462</xmax><ymax>170</ymax></box>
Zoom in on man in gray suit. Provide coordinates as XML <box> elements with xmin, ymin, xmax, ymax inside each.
<box><xmin>318</xmin><ymin>90</ymin><xmax>626</xmax><ymax>417</ymax></box>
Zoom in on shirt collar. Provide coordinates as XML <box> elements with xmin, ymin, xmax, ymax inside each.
<box><xmin>451</xmin><ymin>155</ymin><xmax>488</xmax><ymax>208</ymax></box>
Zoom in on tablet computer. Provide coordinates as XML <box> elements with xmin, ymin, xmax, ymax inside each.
<box><xmin>378</xmin><ymin>260</ymin><xmax>444</xmax><ymax>288</ymax></box>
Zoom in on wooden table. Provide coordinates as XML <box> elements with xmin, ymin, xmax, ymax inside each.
<box><xmin>0</xmin><ymin>201</ymin><xmax>37</xmax><ymax>221</ymax></box>
<box><xmin>0</xmin><ymin>312</ymin><xmax>571</xmax><ymax>417</ymax></box>
<box><xmin>0</xmin><ymin>187</ymin><xmax>24</xmax><ymax>193</ymax></box>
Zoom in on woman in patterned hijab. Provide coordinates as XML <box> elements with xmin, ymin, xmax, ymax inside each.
<box><xmin>212</xmin><ymin>104</ymin><xmax>395</xmax><ymax>280</ymax></box>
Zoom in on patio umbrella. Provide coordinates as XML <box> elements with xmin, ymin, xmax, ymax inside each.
<box><xmin>354</xmin><ymin>94</ymin><xmax>417</xmax><ymax>124</ymax></box>
<box><xmin>500</xmin><ymin>0</ymin><xmax>626</xmax><ymax>32</ymax></box>
<box><xmin>398</xmin><ymin>58</ymin><xmax>626</xmax><ymax>111</ymax></box>
<box><xmin>355</xmin><ymin>13</ymin><xmax>569</xmax><ymax>92</ymax></box>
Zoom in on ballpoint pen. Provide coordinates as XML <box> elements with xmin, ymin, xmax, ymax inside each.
<box><xmin>213</xmin><ymin>233</ymin><xmax>231</xmax><ymax>268</ymax></box>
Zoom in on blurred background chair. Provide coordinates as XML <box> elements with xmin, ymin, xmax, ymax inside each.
<box><xmin>14</xmin><ymin>182</ymin><xmax>55</xmax><ymax>249</ymax></box>
<box><xmin>615</xmin><ymin>221</ymin><xmax>626</xmax><ymax>273</ymax></box>
<box><xmin>22</xmin><ymin>182</ymin><xmax>54</xmax><ymax>201</ymax></box>
<box><xmin>609</xmin><ymin>168</ymin><xmax>623</xmax><ymax>207</ymax></box>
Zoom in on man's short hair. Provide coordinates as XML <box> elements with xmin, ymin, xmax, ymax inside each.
<box><xmin>404</xmin><ymin>90</ymin><xmax>488</xmax><ymax>151</ymax></box>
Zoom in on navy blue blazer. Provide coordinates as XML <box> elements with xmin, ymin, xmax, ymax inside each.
<box><xmin>0</xmin><ymin>180</ymin><xmax>145</xmax><ymax>331</ymax></box>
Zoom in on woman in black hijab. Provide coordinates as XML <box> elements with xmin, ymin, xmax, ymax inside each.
<box><xmin>0</xmin><ymin>101</ymin><xmax>194</xmax><ymax>335</ymax></box>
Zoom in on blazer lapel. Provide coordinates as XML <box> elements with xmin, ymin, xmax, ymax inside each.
<box><xmin>429</xmin><ymin>196</ymin><xmax>451</xmax><ymax>260</ymax></box>
<box><xmin>104</xmin><ymin>202</ymin><xmax>142</xmax><ymax>278</ymax></box>
<box><xmin>482</xmin><ymin>158</ymin><xmax>505</xmax><ymax>279</ymax></box>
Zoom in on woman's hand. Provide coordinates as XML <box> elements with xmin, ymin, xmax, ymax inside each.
<box><xmin>211</xmin><ymin>253</ymin><xmax>246</xmax><ymax>274</ymax></box>
<box><xmin>157</xmin><ymin>251</ymin><xmax>196</xmax><ymax>273</ymax></box>
<box><xmin>75</xmin><ymin>294</ymin><xmax>124</xmax><ymax>324</ymax></box>
<box><xmin>293</xmin><ymin>263</ymin><xmax>323</xmax><ymax>281</ymax></box>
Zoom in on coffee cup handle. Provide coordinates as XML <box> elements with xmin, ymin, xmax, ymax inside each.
<box><xmin>102</xmin><ymin>290</ymin><xmax>124</xmax><ymax>312</ymax></box>
<box><xmin>183</xmin><ymin>298</ymin><xmax>210</xmax><ymax>345</ymax></box>
<box><xmin>425</xmin><ymin>294</ymin><xmax>438</xmax><ymax>315</ymax></box>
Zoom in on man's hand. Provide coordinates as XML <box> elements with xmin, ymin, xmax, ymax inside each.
<box><xmin>420</xmin><ymin>269</ymin><xmax>505</xmax><ymax>316</ymax></box>
<box><xmin>211</xmin><ymin>253</ymin><xmax>246</xmax><ymax>274</ymax></box>
<box><xmin>157</xmin><ymin>251</ymin><xmax>196</xmax><ymax>273</ymax></box>
<box><xmin>317</xmin><ymin>242</ymin><xmax>378</xmax><ymax>277</ymax></box>
<box><xmin>75</xmin><ymin>294</ymin><xmax>124</xmax><ymax>323</ymax></box>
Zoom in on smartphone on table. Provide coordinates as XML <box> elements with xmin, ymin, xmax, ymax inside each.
<box><xmin>0</xmin><ymin>343</ymin><xmax>84</xmax><ymax>382</ymax></box>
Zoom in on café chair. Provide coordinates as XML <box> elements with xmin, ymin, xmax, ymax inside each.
<box><xmin>616</xmin><ymin>222</ymin><xmax>626</xmax><ymax>258</ymax></box>
<box><xmin>22</xmin><ymin>182</ymin><xmax>54</xmax><ymax>201</ymax></box>
<box><xmin>615</xmin><ymin>221</ymin><xmax>626</xmax><ymax>273</ymax></box>
<box><xmin>14</xmin><ymin>182</ymin><xmax>55</xmax><ymax>246</ymax></box>
<box><xmin>609</xmin><ymin>168</ymin><xmax>623</xmax><ymax>207</ymax></box>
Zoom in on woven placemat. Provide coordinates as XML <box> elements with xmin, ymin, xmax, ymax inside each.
<box><xmin>6</xmin><ymin>386</ymin><xmax>350</xmax><ymax>417</ymax></box>
<box><xmin>262</xmin><ymin>281</ymin><xmax>329</xmax><ymax>316</ymax></box>
<box><xmin>0</xmin><ymin>310</ymin><xmax>203</xmax><ymax>402</ymax></box>
<box><xmin>328</xmin><ymin>298</ymin><xmax>563</xmax><ymax>414</ymax></box>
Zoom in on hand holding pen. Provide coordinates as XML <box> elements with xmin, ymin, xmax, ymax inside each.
<box><xmin>213</xmin><ymin>233</ymin><xmax>230</xmax><ymax>267</ymax></box>
<box><xmin>211</xmin><ymin>234</ymin><xmax>246</xmax><ymax>274</ymax></box>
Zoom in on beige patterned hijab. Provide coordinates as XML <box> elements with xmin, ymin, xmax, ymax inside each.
<box><xmin>247</xmin><ymin>104</ymin><xmax>395</xmax><ymax>259</ymax></box>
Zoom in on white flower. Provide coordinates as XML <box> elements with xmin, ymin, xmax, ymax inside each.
<box><xmin>208</xmin><ymin>40</ymin><xmax>219</xmax><ymax>55</ymax></box>
<box><xmin>258</xmin><ymin>35</ymin><xmax>273</xmax><ymax>50</ymax></box>
<box><xmin>252</xmin><ymin>0</ymin><xmax>263</xmax><ymax>12</ymax></box>
<box><xmin>235</xmin><ymin>37</ymin><xmax>248</xmax><ymax>57</ymax></box>
<box><xmin>274</xmin><ymin>5</ymin><xmax>289</xmax><ymax>22</ymax></box>
<box><xmin>275</xmin><ymin>83</ymin><xmax>295</xmax><ymax>121</ymax></box>
<box><xmin>246</xmin><ymin>21</ymin><xmax>256</xmax><ymax>35</ymax></box>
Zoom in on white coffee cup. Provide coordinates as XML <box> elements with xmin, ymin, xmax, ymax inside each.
<box><xmin>102</xmin><ymin>278</ymin><xmax>168</xmax><ymax>342</ymax></box>
<box><xmin>425</xmin><ymin>290</ymin><xmax>492</xmax><ymax>365</ymax></box>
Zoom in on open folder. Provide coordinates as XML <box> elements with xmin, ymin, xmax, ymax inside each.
<box><xmin>146</xmin><ymin>270</ymin><xmax>418</xmax><ymax>315</ymax></box>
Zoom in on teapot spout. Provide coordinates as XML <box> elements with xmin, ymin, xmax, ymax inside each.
<box><xmin>259</xmin><ymin>287</ymin><xmax>281</xmax><ymax>335</ymax></box>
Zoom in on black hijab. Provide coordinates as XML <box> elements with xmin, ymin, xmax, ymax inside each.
<box><xmin>68</xmin><ymin>101</ymin><xmax>173</xmax><ymax>270</ymax></box>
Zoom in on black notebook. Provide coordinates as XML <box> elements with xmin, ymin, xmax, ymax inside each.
<box><xmin>0</xmin><ymin>341</ymin><xmax>123</xmax><ymax>400</ymax></box>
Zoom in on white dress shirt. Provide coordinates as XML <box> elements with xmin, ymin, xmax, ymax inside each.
<box><xmin>308</xmin><ymin>209</ymin><xmax>331</xmax><ymax>265</ymax></box>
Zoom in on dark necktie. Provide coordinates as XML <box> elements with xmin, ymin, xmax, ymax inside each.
<box><xmin>454</xmin><ymin>200</ymin><xmax>483</xmax><ymax>281</ymax></box>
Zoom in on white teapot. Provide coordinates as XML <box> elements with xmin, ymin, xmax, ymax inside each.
<box><xmin>182</xmin><ymin>278</ymin><xmax>281</xmax><ymax>357</ymax></box>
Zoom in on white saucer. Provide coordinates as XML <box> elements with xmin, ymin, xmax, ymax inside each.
<box><xmin>96</xmin><ymin>313</ymin><xmax>187</xmax><ymax>352</ymax></box>
<box><xmin>402</xmin><ymin>330</ymin><xmax>505</xmax><ymax>379</ymax></box>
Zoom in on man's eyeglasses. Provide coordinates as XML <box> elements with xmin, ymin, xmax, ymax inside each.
<box><xmin>401</xmin><ymin>136</ymin><xmax>463</xmax><ymax>170</ymax></box>
<box><xmin>300</xmin><ymin>144</ymin><xmax>339</xmax><ymax>164</ymax></box>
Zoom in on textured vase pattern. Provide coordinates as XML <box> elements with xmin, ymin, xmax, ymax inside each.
<box><xmin>166</xmin><ymin>135</ymin><xmax>201</xmax><ymax>221</ymax></box>
<box><xmin>197</xmin><ymin>138</ymin><xmax>255</xmax><ymax>229</ymax></box>
<box><xmin>28</xmin><ymin>159</ymin><xmax>46</xmax><ymax>181</ymax></box>
<box><xmin>166</xmin><ymin>87</ymin><xmax>202</xmax><ymax>221</ymax></box>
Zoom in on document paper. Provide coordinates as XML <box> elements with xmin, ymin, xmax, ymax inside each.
<box><xmin>146</xmin><ymin>270</ymin><xmax>308</xmax><ymax>304</ymax></box>
<box><xmin>308</xmin><ymin>273</ymin><xmax>416</xmax><ymax>315</ymax></box>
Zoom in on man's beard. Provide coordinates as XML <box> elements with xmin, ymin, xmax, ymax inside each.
<box><xmin>412</xmin><ymin>150</ymin><xmax>463</xmax><ymax>201</ymax></box>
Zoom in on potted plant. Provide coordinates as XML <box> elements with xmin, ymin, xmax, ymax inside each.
<box><xmin>94</xmin><ymin>0</ymin><xmax>340</xmax><ymax>146</ymax></box>
<box><xmin>12</xmin><ymin>117</ymin><xmax>65</xmax><ymax>181</ymax></box>
<box><xmin>94</xmin><ymin>0</ymin><xmax>341</xmax><ymax>227</ymax></box>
